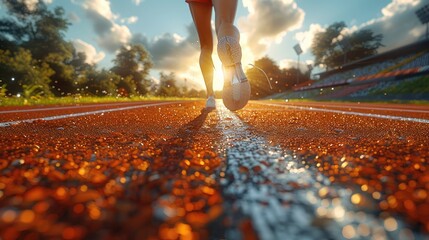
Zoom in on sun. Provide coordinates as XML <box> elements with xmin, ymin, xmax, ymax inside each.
<box><xmin>213</xmin><ymin>62</ymin><xmax>224</xmax><ymax>91</ymax></box>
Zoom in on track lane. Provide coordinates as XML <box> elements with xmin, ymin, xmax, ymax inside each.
<box><xmin>0</xmin><ymin>102</ymin><xmax>146</xmax><ymax>114</ymax></box>
<box><xmin>236</xmin><ymin>102</ymin><xmax>429</xmax><ymax>237</ymax></box>
<box><xmin>0</xmin><ymin>101</ymin><xmax>184</xmax><ymax>123</ymax></box>
<box><xmin>261</xmin><ymin>101</ymin><xmax>429</xmax><ymax>120</ymax></box>
<box><xmin>0</xmin><ymin>101</ymin><xmax>188</xmax><ymax>127</ymax></box>
<box><xmin>256</xmin><ymin>102</ymin><xmax>429</xmax><ymax>124</ymax></box>
<box><xmin>217</xmin><ymin>103</ymin><xmax>424</xmax><ymax>239</ymax></box>
<box><xmin>0</xmin><ymin>100</ymin><xmax>428</xmax><ymax>239</ymax></box>
<box><xmin>0</xmin><ymin>101</ymin><xmax>225</xmax><ymax>239</ymax></box>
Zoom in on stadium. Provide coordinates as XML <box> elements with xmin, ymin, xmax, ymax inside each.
<box><xmin>268</xmin><ymin>36</ymin><xmax>429</xmax><ymax>101</ymax></box>
<box><xmin>1</xmin><ymin>1</ymin><xmax>429</xmax><ymax>240</ymax></box>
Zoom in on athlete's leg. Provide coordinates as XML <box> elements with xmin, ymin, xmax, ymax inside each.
<box><xmin>213</xmin><ymin>0</ymin><xmax>250</xmax><ymax>111</ymax></box>
<box><xmin>188</xmin><ymin>2</ymin><xmax>214</xmax><ymax>97</ymax></box>
<box><xmin>213</xmin><ymin>0</ymin><xmax>239</xmax><ymax>41</ymax></box>
<box><xmin>213</xmin><ymin>0</ymin><xmax>243</xmax><ymax>68</ymax></box>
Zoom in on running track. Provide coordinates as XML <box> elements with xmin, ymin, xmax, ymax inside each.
<box><xmin>0</xmin><ymin>100</ymin><xmax>428</xmax><ymax>240</ymax></box>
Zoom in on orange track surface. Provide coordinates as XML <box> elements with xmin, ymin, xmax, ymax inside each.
<box><xmin>0</xmin><ymin>100</ymin><xmax>428</xmax><ymax>239</ymax></box>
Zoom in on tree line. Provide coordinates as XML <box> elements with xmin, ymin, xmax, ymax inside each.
<box><xmin>0</xmin><ymin>0</ymin><xmax>383</xmax><ymax>99</ymax></box>
<box><xmin>0</xmin><ymin>1</ymin><xmax>202</xmax><ymax>99</ymax></box>
<box><xmin>245</xmin><ymin>21</ymin><xmax>383</xmax><ymax>99</ymax></box>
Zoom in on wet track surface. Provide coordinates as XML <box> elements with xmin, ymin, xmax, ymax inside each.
<box><xmin>0</xmin><ymin>100</ymin><xmax>428</xmax><ymax>239</ymax></box>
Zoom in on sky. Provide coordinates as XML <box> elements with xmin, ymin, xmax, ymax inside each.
<box><xmin>0</xmin><ymin>0</ymin><xmax>428</xmax><ymax>91</ymax></box>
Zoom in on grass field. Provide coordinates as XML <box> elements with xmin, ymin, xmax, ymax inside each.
<box><xmin>371</xmin><ymin>75</ymin><xmax>429</xmax><ymax>95</ymax></box>
<box><xmin>0</xmin><ymin>96</ymin><xmax>201</xmax><ymax>107</ymax></box>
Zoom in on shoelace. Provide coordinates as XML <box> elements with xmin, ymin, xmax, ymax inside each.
<box><xmin>218</xmin><ymin>36</ymin><xmax>242</xmax><ymax>67</ymax></box>
<box><xmin>216</xmin><ymin>35</ymin><xmax>273</xmax><ymax>90</ymax></box>
<box><xmin>212</xmin><ymin>63</ymin><xmax>273</xmax><ymax>90</ymax></box>
<box><xmin>248</xmin><ymin>64</ymin><xmax>273</xmax><ymax>90</ymax></box>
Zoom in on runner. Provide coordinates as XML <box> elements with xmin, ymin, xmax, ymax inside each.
<box><xmin>186</xmin><ymin>0</ymin><xmax>251</xmax><ymax>111</ymax></box>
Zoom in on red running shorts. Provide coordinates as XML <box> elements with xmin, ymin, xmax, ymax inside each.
<box><xmin>186</xmin><ymin>0</ymin><xmax>212</xmax><ymax>5</ymax></box>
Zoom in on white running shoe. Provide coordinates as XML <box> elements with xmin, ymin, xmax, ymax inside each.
<box><xmin>205</xmin><ymin>95</ymin><xmax>216</xmax><ymax>109</ymax></box>
<box><xmin>218</xmin><ymin>36</ymin><xmax>251</xmax><ymax>111</ymax></box>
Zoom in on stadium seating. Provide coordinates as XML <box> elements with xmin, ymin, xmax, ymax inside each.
<box><xmin>292</xmin><ymin>41</ymin><xmax>429</xmax><ymax>99</ymax></box>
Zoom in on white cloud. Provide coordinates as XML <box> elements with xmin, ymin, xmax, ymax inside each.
<box><xmin>381</xmin><ymin>0</ymin><xmax>420</xmax><ymax>17</ymax></box>
<box><xmin>132</xmin><ymin>0</ymin><xmax>142</xmax><ymax>6</ymax></box>
<box><xmin>18</xmin><ymin>0</ymin><xmax>38</xmax><ymax>11</ymax></box>
<box><xmin>18</xmin><ymin>0</ymin><xmax>53</xmax><ymax>11</ymax></box>
<box><xmin>127</xmin><ymin>16</ymin><xmax>138</xmax><ymax>24</ymax></box>
<box><xmin>279</xmin><ymin>58</ymin><xmax>312</xmax><ymax>73</ymax></box>
<box><xmin>132</xmin><ymin>24</ymin><xmax>200</xmax><ymax>72</ymax></box>
<box><xmin>97</xmin><ymin>23</ymin><xmax>132</xmax><ymax>51</ymax></box>
<box><xmin>239</xmin><ymin>0</ymin><xmax>305</xmax><ymax>57</ymax></box>
<box><xmin>330</xmin><ymin>25</ymin><xmax>359</xmax><ymax>45</ymax></box>
<box><xmin>75</xmin><ymin>0</ymin><xmax>133</xmax><ymax>53</ymax></box>
<box><xmin>121</xmin><ymin>16</ymin><xmax>138</xmax><ymax>24</ymax></box>
<box><xmin>72</xmin><ymin>39</ymin><xmax>106</xmax><ymax>64</ymax></box>
<box><xmin>132</xmin><ymin>23</ymin><xmax>206</xmax><ymax>90</ymax></box>
<box><xmin>293</xmin><ymin>0</ymin><xmax>426</xmax><ymax>58</ymax></box>
<box><xmin>361</xmin><ymin>0</ymin><xmax>426</xmax><ymax>52</ymax></box>
<box><xmin>294</xmin><ymin>23</ymin><xmax>325</xmax><ymax>54</ymax></box>
<box><xmin>81</xmin><ymin>0</ymin><xmax>117</xmax><ymax>20</ymax></box>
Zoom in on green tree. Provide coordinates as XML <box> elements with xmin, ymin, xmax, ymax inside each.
<box><xmin>186</xmin><ymin>88</ymin><xmax>206</xmax><ymax>98</ymax></box>
<box><xmin>29</xmin><ymin>7</ymin><xmax>75</xmax><ymax>96</ymax></box>
<box><xmin>70</xmin><ymin>51</ymin><xmax>93</xmax><ymax>75</ymax></box>
<box><xmin>0</xmin><ymin>0</ymin><xmax>38</xmax><ymax>50</ymax></box>
<box><xmin>311</xmin><ymin>21</ymin><xmax>383</xmax><ymax>69</ymax></box>
<box><xmin>0</xmin><ymin>18</ymin><xmax>24</xmax><ymax>52</ymax></box>
<box><xmin>117</xmin><ymin>76</ymin><xmax>137</xmax><ymax>97</ymax></box>
<box><xmin>181</xmin><ymin>79</ymin><xmax>189</xmax><ymax>97</ymax></box>
<box><xmin>346</xmin><ymin>29</ymin><xmax>383</xmax><ymax>63</ymax></box>
<box><xmin>311</xmin><ymin>22</ymin><xmax>346</xmax><ymax>70</ymax></box>
<box><xmin>82</xmin><ymin>69</ymin><xmax>120</xmax><ymax>97</ymax></box>
<box><xmin>0</xmin><ymin>48</ymin><xmax>54</xmax><ymax>96</ymax></box>
<box><xmin>156</xmin><ymin>72</ymin><xmax>180</xmax><ymax>97</ymax></box>
<box><xmin>0</xmin><ymin>1</ymin><xmax>76</xmax><ymax>96</ymax></box>
<box><xmin>1</xmin><ymin>1</ymin><xmax>71</xmax><ymax>58</ymax></box>
<box><xmin>281</xmin><ymin>68</ymin><xmax>308</xmax><ymax>88</ymax></box>
<box><xmin>0</xmin><ymin>84</ymin><xmax>6</xmax><ymax>97</ymax></box>
<box><xmin>111</xmin><ymin>44</ymin><xmax>153</xmax><ymax>96</ymax></box>
<box><xmin>246</xmin><ymin>57</ymin><xmax>281</xmax><ymax>98</ymax></box>
<box><xmin>69</xmin><ymin>51</ymin><xmax>94</xmax><ymax>90</ymax></box>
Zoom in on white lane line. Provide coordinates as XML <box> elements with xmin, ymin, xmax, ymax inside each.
<box><xmin>284</xmin><ymin>103</ymin><xmax>429</xmax><ymax>114</ymax></box>
<box><xmin>216</xmin><ymin>105</ymin><xmax>410</xmax><ymax>240</ymax></box>
<box><xmin>257</xmin><ymin>102</ymin><xmax>429</xmax><ymax>124</ymax></box>
<box><xmin>283</xmin><ymin>103</ymin><xmax>429</xmax><ymax>114</ymax></box>
<box><xmin>0</xmin><ymin>101</ymin><xmax>147</xmax><ymax>114</ymax></box>
<box><xmin>0</xmin><ymin>102</ymin><xmax>179</xmax><ymax>128</ymax></box>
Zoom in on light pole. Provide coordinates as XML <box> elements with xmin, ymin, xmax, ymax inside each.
<box><xmin>293</xmin><ymin>43</ymin><xmax>303</xmax><ymax>85</ymax></box>
<box><xmin>338</xmin><ymin>37</ymin><xmax>351</xmax><ymax>65</ymax></box>
<box><xmin>307</xmin><ymin>64</ymin><xmax>313</xmax><ymax>78</ymax></box>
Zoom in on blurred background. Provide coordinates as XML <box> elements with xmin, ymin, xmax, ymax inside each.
<box><xmin>0</xmin><ymin>0</ymin><xmax>428</xmax><ymax>102</ymax></box>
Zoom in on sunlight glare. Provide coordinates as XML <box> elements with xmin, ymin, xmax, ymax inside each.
<box><xmin>213</xmin><ymin>63</ymin><xmax>224</xmax><ymax>91</ymax></box>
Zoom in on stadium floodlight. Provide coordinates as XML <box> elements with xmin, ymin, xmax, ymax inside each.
<box><xmin>416</xmin><ymin>4</ymin><xmax>429</xmax><ymax>39</ymax></box>
<box><xmin>293</xmin><ymin>44</ymin><xmax>303</xmax><ymax>55</ymax></box>
<box><xmin>416</xmin><ymin>4</ymin><xmax>429</xmax><ymax>24</ymax></box>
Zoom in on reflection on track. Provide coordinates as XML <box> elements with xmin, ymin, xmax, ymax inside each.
<box><xmin>0</xmin><ymin>102</ymin><xmax>178</xmax><ymax>127</ymax></box>
<box><xmin>277</xmin><ymin>102</ymin><xmax>429</xmax><ymax>114</ymax></box>
<box><xmin>216</xmin><ymin>104</ymin><xmax>420</xmax><ymax>240</ymax></box>
<box><xmin>0</xmin><ymin>102</ymin><xmax>155</xmax><ymax>114</ymax></box>
<box><xmin>257</xmin><ymin>102</ymin><xmax>429</xmax><ymax>124</ymax></box>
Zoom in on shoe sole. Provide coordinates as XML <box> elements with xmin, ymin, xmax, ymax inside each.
<box><xmin>222</xmin><ymin>81</ymin><xmax>251</xmax><ymax>111</ymax></box>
